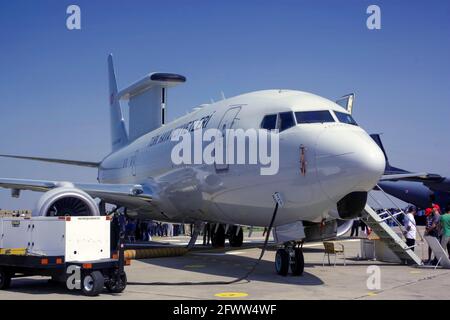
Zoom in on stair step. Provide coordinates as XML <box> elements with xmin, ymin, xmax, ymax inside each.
<box><xmin>363</xmin><ymin>204</ymin><xmax>423</xmax><ymax>266</ymax></box>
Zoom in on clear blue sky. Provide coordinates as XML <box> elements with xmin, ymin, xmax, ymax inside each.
<box><xmin>0</xmin><ymin>0</ymin><xmax>449</xmax><ymax>209</ymax></box>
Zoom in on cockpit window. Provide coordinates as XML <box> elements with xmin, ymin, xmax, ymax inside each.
<box><xmin>261</xmin><ymin>114</ymin><xmax>277</xmax><ymax>130</ymax></box>
<box><xmin>334</xmin><ymin>111</ymin><xmax>358</xmax><ymax>126</ymax></box>
<box><xmin>279</xmin><ymin>111</ymin><xmax>296</xmax><ymax>132</ymax></box>
<box><xmin>295</xmin><ymin>111</ymin><xmax>335</xmax><ymax>124</ymax></box>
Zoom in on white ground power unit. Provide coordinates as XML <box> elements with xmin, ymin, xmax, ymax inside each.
<box><xmin>0</xmin><ymin>215</ymin><xmax>127</xmax><ymax>296</ymax></box>
<box><xmin>0</xmin><ymin>216</ymin><xmax>110</xmax><ymax>262</ymax></box>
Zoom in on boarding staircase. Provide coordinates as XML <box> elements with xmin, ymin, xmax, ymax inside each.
<box><xmin>362</xmin><ymin>185</ymin><xmax>423</xmax><ymax>266</ymax></box>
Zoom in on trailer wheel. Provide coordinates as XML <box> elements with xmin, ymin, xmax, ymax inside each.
<box><xmin>81</xmin><ymin>271</ymin><xmax>104</xmax><ymax>296</ymax></box>
<box><xmin>106</xmin><ymin>272</ymin><xmax>127</xmax><ymax>293</ymax></box>
<box><xmin>0</xmin><ymin>268</ymin><xmax>12</xmax><ymax>290</ymax></box>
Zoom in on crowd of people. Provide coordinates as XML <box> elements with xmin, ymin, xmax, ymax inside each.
<box><xmin>124</xmin><ymin>219</ymin><xmax>184</xmax><ymax>242</ymax></box>
<box><xmin>378</xmin><ymin>204</ymin><xmax>450</xmax><ymax>264</ymax></box>
<box><xmin>350</xmin><ymin>204</ymin><xmax>450</xmax><ymax>264</ymax></box>
<box><xmin>421</xmin><ymin>204</ymin><xmax>450</xmax><ymax>264</ymax></box>
<box><xmin>401</xmin><ymin>204</ymin><xmax>450</xmax><ymax>261</ymax></box>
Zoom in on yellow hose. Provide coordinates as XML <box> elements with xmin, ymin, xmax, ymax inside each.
<box><xmin>124</xmin><ymin>247</ymin><xmax>188</xmax><ymax>260</ymax></box>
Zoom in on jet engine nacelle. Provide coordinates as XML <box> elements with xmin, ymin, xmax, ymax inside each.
<box><xmin>336</xmin><ymin>219</ymin><xmax>353</xmax><ymax>237</ymax></box>
<box><xmin>336</xmin><ymin>191</ymin><xmax>368</xmax><ymax>220</ymax></box>
<box><xmin>35</xmin><ymin>187</ymin><xmax>100</xmax><ymax>217</ymax></box>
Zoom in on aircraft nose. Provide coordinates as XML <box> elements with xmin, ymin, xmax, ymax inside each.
<box><xmin>315</xmin><ymin>128</ymin><xmax>385</xmax><ymax>200</ymax></box>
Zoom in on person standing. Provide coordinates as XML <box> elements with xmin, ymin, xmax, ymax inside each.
<box><xmin>167</xmin><ymin>223</ymin><xmax>174</xmax><ymax>237</ymax></box>
<box><xmin>140</xmin><ymin>221</ymin><xmax>148</xmax><ymax>241</ymax></box>
<box><xmin>440</xmin><ymin>205</ymin><xmax>450</xmax><ymax>257</ymax></box>
<box><xmin>203</xmin><ymin>223</ymin><xmax>211</xmax><ymax>246</ymax></box>
<box><xmin>425</xmin><ymin>207</ymin><xmax>440</xmax><ymax>263</ymax></box>
<box><xmin>350</xmin><ymin>219</ymin><xmax>360</xmax><ymax>237</ymax></box>
<box><xmin>135</xmin><ymin>220</ymin><xmax>141</xmax><ymax>241</ymax></box>
<box><xmin>157</xmin><ymin>222</ymin><xmax>163</xmax><ymax>236</ymax></box>
<box><xmin>359</xmin><ymin>219</ymin><xmax>367</xmax><ymax>235</ymax></box>
<box><xmin>163</xmin><ymin>223</ymin><xmax>169</xmax><ymax>237</ymax></box>
<box><xmin>403</xmin><ymin>206</ymin><xmax>417</xmax><ymax>251</ymax></box>
<box><xmin>184</xmin><ymin>224</ymin><xmax>191</xmax><ymax>236</ymax></box>
<box><xmin>146</xmin><ymin>220</ymin><xmax>154</xmax><ymax>241</ymax></box>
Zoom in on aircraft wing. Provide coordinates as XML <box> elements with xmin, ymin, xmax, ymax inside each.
<box><xmin>0</xmin><ymin>154</ymin><xmax>99</xmax><ymax>168</ymax></box>
<box><xmin>0</xmin><ymin>178</ymin><xmax>152</xmax><ymax>208</ymax></box>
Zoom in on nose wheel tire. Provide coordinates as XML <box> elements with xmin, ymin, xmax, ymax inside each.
<box><xmin>0</xmin><ymin>268</ymin><xmax>12</xmax><ymax>290</ymax></box>
<box><xmin>291</xmin><ymin>248</ymin><xmax>304</xmax><ymax>276</ymax></box>
<box><xmin>275</xmin><ymin>249</ymin><xmax>289</xmax><ymax>276</ymax></box>
<box><xmin>81</xmin><ymin>271</ymin><xmax>104</xmax><ymax>296</ymax></box>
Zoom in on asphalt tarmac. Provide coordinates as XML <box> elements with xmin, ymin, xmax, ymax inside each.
<box><xmin>1</xmin><ymin>232</ymin><xmax>449</xmax><ymax>300</ymax></box>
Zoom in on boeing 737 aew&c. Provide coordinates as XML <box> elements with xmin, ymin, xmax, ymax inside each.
<box><xmin>0</xmin><ymin>55</ymin><xmax>386</xmax><ymax>275</ymax></box>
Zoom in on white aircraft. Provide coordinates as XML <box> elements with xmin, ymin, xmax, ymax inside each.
<box><xmin>0</xmin><ymin>56</ymin><xmax>386</xmax><ymax>276</ymax></box>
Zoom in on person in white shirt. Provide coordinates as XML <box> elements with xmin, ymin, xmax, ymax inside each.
<box><xmin>403</xmin><ymin>206</ymin><xmax>417</xmax><ymax>251</ymax></box>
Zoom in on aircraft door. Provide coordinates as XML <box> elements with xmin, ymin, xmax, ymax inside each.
<box><xmin>214</xmin><ymin>107</ymin><xmax>241</xmax><ymax>172</ymax></box>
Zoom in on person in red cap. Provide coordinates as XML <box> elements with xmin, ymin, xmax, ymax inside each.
<box><xmin>433</xmin><ymin>204</ymin><xmax>443</xmax><ymax>238</ymax></box>
<box><xmin>425</xmin><ymin>206</ymin><xmax>441</xmax><ymax>264</ymax></box>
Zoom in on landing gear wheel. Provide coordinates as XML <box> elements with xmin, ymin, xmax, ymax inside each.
<box><xmin>229</xmin><ymin>227</ymin><xmax>244</xmax><ymax>247</ymax></box>
<box><xmin>211</xmin><ymin>225</ymin><xmax>225</xmax><ymax>248</ymax></box>
<box><xmin>291</xmin><ymin>248</ymin><xmax>304</xmax><ymax>276</ymax></box>
<box><xmin>0</xmin><ymin>268</ymin><xmax>11</xmax><ymax>290</ymax></box>
<box><xmin>106</xmin><ymin>272</ymin><xmax>127</xmax><ymax>293</ymax></box>
<box><xmin>275</xmin><ymin>249</ymin><xmax>289</xmax><ymax>276</ymax></box>
<box><xmin>81</xmin><ymin>271</ymin><xmax>104</xmax><ymax>296</ymax></box>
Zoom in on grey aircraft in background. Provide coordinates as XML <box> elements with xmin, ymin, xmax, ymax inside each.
<box><xmin>372</xmin><ymin>133</ymin><xmax>450</xmax><ymax>210</ymax></box>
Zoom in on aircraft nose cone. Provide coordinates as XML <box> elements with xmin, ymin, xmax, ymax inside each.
<box><xmin>315</xmin><ymin>128</ymin><xmax>385</xmax><ymax>200</ymax></box>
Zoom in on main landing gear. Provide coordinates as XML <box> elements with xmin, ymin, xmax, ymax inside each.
<box><xmin>211</xmin><ymin>224</ymin><xmax>244</xmax><ymax>248</ymax></box>
<box><xmin>275</xmin><ymin>242</ymin><xmax>304</xmax><ymax>276</ymax></box>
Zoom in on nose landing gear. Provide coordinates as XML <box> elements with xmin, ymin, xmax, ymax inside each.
<box><xmin>275</xmin><ymin>242</ymin><xmax>304</xmax><ymax>276</ymax></box>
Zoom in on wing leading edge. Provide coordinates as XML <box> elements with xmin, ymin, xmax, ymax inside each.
<box><xmin>0</xmin><ymin>178</ymin><xmax>152</xmax><ymax>208</ymax></box>
<box><xmin>0</xmin><ymin>154</ymin><xmax>99</xmax><ymax>168</ymax></box>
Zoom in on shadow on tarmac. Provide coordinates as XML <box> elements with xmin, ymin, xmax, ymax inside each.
<box><xmin>129</xmin><ymin>245</ymin><xmax>325</xmax><ymax>286</ymax></box>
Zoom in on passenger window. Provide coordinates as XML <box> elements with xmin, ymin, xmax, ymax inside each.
<box><xmin>295</xmin><ymin>111</ymin><xmax>335</xmax><ymax>124</ymax></box>
<box><xmin>279</xmin><ymin>112</ymin><xmax>295</xmax><ymax>132</ymax></box>
<box><xmin>261</xmin><ymin>114</ymin><xmax>277</xmax><ymax>130</ymax></box>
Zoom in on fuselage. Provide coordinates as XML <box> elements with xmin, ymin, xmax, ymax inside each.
<box><xmin>98</xmin><ymin>90</ymin><xmax>385</xmax><ymax>227</ymax></box>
